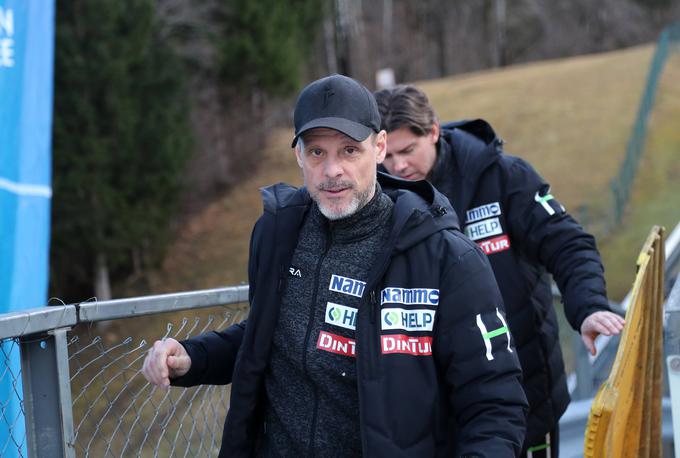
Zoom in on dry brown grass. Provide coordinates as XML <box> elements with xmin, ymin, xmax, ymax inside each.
<box><xmin>128</xmin><ymin>43</ymin><xmax>678</xmax><ymax>304</ymax></box>
<box><xmin>597</xmin><ymin>51</ymin><xmax>680</xmax><ymax>299</ymax></box>
<box><xmin>419</xmin><ymin>45</ymin><xmax>652</xmax><ymax>211</ymax></box>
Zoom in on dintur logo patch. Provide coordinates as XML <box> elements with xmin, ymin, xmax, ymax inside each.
<box><xmin>380</xmin><ymin>334</ymin><xmax>432</xmax><ymax>356</ymax></box>
<box><xmin>317</xmin><ymin>331</ymin><xmax>356</xmax><ymax>357</ymax></box>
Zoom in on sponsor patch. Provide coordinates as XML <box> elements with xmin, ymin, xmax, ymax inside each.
<box><xmin>380</xmin><ymin>287</ymin><xmax>439</xmax><ymax>306</ymax></box>
<box><xmin>325</xmin><ymin>302</ymin><xmax>357</xmax><ymax>330</ymax></box>
<box><xmin>289</xmin><ymin>266</ymin><xmax>302</xmax><ymax>277</ymax></box>
<box><xmin>534</xmin><ymin>190</ymin><xmax>566</xmax><ymax>216</ymax></box>
<box><xmin>465</xmin><ymin>217</ymin><xmax>503</xmax><ymax>241</ymax></box>
<box><xmin>466</xmin><ymin>202</ymin><xmax>502</xmax><ymax>223</ymax></box>
<box><xmin>317</xmin><ymin>330</ymin><xmax>356</xmax><ymax>357</ymax></box>
<box><xmin>329</xmin><ymin>274</ymin><xmax>366</xmax><ymax>298</ymax></box>
<box><xmin>476</xmin><ymin>309</ymin><xmax>513</xmax><ymax>361</ymax></box>
<box><xmin>381</xmin><ymin>308</ymin><xmax>435</xmax><ymax>332</ymax></box>
<box><xmin>478</xmin><ymin>235</ymin><xmax>511</xmax><ymax>255</ymax></box>
<box><xmin>381</xmin><ymin>334</ymin><xmax>433</xmax><ymax>356</ymax></box>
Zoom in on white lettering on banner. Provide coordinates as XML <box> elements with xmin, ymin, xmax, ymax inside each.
<box><xmin>317</xmin><ymin>330</ymin><xmax>356</xmax><ymax>357</ymax></box>
<box><xmin>0</xmin><ymin>8</ymin><xmax>14</xmax><ymax>68</ymax></box>
<box><xmin>329</xmin><ymin>274</ymin><xmax>366</xmax><ymax>298</ymax></box>
<box><xmin>465</xmin><ymin>217</ymin><xmax>503</xmax><ymax>241</ymax></box>
<box><xmin>381</xmin><ymin>308</ymin><xmax>435</xmax><ymax>332</ymax></box>
<box><xmin>381</xmin><ymin>334</ymin><xmax>432</xmax><ymax>356</ymax></box>
<box><xmin>0</xmin><ymin>8</ymin><xmax>13</xmax><ymax>36</ymax></box>
<box><xmin>325</xmin><ymin>302</ymin><xmax>357</xmax><ymax>330</ymax></box>
<box><xmin>380</xmin><ymin>287</ymin><xmax>439</xmax><ymax>306</ymax></box>
<box><xmin>466</xmin><ymin>202</ymin><xmax>501</xmax><ymax>224</ymax></box>
<box><xmin>477</xmin><ymin>235</ymin><xmax>511</xmax><ymax>255</ymax></box>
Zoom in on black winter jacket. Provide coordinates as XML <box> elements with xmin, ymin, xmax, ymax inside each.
<box><xmin>173</xmin><ymin>173</ymin><xmax>528</xmax><ymax>457</ymax></box>
<box><xmin>429</xmin><ymin>119</ymin><xmax>611</xmax><ymax>445</ymax></box>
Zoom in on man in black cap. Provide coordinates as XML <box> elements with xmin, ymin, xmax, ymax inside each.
<box><xmin>143</xmin><ymin>74</ymin><xmax>528</xmax><ymax>457</ymax></box>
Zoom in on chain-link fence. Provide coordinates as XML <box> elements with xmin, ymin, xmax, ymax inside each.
<box><xmin>0</xmin><ymin>338</ymin><xmax>26</xmax><ymax>456</ymax></box>
<box><xmin>0</xmin><ymin>285</ymin><xmax>248</xmax><ymax>457</ymax></box>
<box><xmin>608</xmin><ymin>22</ymin><xmax>680</xmax><ymax>227</ymax></box>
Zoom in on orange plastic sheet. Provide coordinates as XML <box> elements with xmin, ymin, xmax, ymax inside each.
<box><xmin>584</xmin><ymin>226</ymin><xmax>665</xmax><ymax>458</ymax></box>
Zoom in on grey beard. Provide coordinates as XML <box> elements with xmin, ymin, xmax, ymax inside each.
<box><xmin>314</xmin><ymin>180</ymin><xmax>374</xmax><ymax>220</ymax></box>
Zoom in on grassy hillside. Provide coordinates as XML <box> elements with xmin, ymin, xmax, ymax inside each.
<box><xmin>597</xmin><ymin>51</ymin><xmax>680</xmax><ymax>298</ymax></box>
<box><xmin>132</xmin><ymin>43</ymin><xmax>680</xmax><ymax>306</ymax></box>
<box><xmin>421</xmin><ymin>46</ymin><xmax>650</xmax><ymax>214</ymax></box>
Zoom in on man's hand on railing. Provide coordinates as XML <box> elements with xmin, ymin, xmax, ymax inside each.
<box><xmin>142</xmin><ymin>338</ymin><xmax>192</xmax><ymax>388</ymax></box>
<box><xmin>580</xmin><ymin>310</ymin><xmax>626</xmax><ymax>356</ymax></box>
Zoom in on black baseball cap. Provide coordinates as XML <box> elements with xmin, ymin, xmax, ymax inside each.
<box><xmin>291</xmin><ymin>74</ymin><xmax>381</xmax><ymax>147</ymax></box>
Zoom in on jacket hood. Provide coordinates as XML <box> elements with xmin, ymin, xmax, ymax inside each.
<box><xmin>260</xmin><ymin>182</ymin><xmax>311</xmax><ymax>214</ymax></box>
<box><xmin>377</xmin><ymin>172</ymin><xmax>460</xmax><ymax>253</ymax></box>
<box><xmin>437</xmin><ymin>119</ymin><xmax>503</xmax><ymax>219</ymax></box>
<box><xmin>439</xmin><ymin>118</ymin><xmax>502</xmax><ymax>180</ymax></box>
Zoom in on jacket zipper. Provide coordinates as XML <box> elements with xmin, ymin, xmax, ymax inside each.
<box><xmin>302</xmin><ymin>226</ymin><xmax>333</xmax><ymax>457</ymax></box>
<box><xmin>369</xmin><ymin>290</ymin><xmax>377</xmax><ymax>324</ymax></box>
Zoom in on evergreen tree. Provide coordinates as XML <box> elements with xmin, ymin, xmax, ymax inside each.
<box><xmin>51</xmin><ymin>0</ymin><xmax>190</xmax><ymax>300</ymax></box>
<box><xmin>217</xmin><ymin>0</ymin><xmax>324</xmax><ymax>95</ymax></box>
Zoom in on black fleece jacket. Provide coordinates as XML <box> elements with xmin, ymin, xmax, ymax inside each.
<box><xmin>260</xmin><ymin>188</ymin><xmax>393</xmax><ymax>456</ymax></box>
<box><xmin>173</xmin><ymin>173</ymin><xmax>528</xmax><ymax>457</ymax></box>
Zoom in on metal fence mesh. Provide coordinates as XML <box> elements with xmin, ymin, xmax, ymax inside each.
<box><xmin>0</xmin><ymin>338</ymin><xmax>26</xmax><ymax>457</ymax></box>
<box><xmin>68</xmin><ymin>304</ymin><xmax>247</xmax><ymax>457</ymax></box>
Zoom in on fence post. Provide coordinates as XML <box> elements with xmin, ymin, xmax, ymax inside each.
<box><xmin>20</xmin><ymin>328</ymin><xmax>75</xmax><ymax>458</ymax></box>
<box><xmin>572</xmin><ymin>333</ymin><xmax>594</xmax><ymax>400</ymax></box>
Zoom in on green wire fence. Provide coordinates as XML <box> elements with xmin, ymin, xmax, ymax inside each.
<box><xmin>609</xmin><ymin>22</ymin><xmax>680</xmax><ymax>227</ymax></box>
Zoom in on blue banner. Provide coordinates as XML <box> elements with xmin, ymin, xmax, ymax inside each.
<box><xmin>0</xmin><ymin>0</ymin><xmax>55</xmax><ymax>455</ymax></box>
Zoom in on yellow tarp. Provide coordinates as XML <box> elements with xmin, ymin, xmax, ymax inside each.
<box><xmin>584</xmin><ymin>226</ymin><xmax>665</xmax><ymax>457</ymax></box>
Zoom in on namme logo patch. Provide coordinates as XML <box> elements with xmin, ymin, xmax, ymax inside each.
<box><xmin>381</xmin><ymin>308</ymin><xmax>435</xmax><ymax>332</ymax></box>
<box><xmin>380</xmin><ymin>287</ymin><xmax>439</xmax><ymax>306</ymax></box>
<box><xmin>466</xmin><ymin>202</ymin><xmax>501</xmax><ymax>224</ymax></box>
<box><xmin>325</xmin><ymin>302</ymin><xmax>357</xmax><ymax>330</ymax></box>
<box><xmin>329</xmin><ymin>274</ymin><xmax>366</xmax><ymax>298</ymax></box>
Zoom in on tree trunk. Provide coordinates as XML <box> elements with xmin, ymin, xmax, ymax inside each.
<box><xmin>94</xmin><ymin>252</ymin><xmax>112</xmax><ymax>301</ymax></box>
<box><xmin>494</xmin><ymin>0</ymin><xmax>507</xmax><ymax>67</ymax></box>
<box><xmin>323</xmin><ymin>6</ymin><xmax>338</xmax><ymax>74</ymax></box>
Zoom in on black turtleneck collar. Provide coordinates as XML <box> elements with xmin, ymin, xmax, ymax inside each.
<box><xmin>310</xmin><ymin>182</ymin><xmax>394</xmax><ymax>243</ymax></box>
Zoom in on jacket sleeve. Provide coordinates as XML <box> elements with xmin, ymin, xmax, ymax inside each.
<box><xmin>503</xmin><ymin>157</ymin><xmax>611</xmax><ymax>330</ymax></box>
<box><xmin>171</xmin><ymin>217</ymin><xmax>263</xmax><ymax>387</ymax></box>
<box><xmin>435</xmin><ymin>238</ymin><xmax>527</xmax><ymax>457</ymax></box>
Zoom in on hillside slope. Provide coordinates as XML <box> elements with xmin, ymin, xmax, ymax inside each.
<box><xmin>135</xmin><ymin>43</ymin><xmax>680</xmax><ymax>302</ymax></box>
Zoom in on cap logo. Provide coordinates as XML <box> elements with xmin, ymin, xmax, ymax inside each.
<box><xmin>322</xmin><ymin>86</ymin><xmax>335</xmax><ymax>108</ymax></box>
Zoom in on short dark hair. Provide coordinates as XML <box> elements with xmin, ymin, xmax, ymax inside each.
<box><xmin>374</xmin><ymin>85</ymin><xmax>437</xmax><ymax>136</ymax></box>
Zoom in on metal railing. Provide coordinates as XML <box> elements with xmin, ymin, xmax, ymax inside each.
<box><xmin>556</xmin><ymin>223</ymin><xmax>680</xmax><ymax>456</ymax></box>
<box><xmin>585</xmin><ymin>226</ymin><xmax>665</xmax><ymax>456</ymax></box>
<box><xmin>0</xmin><ymin>285</ymin><xmax>249</xmax><ymax>457</ymax></box>
<box><xmin>3</xmin><ymin>219</ymin><xmax>680</xmax><ymax>457</ymax></box>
